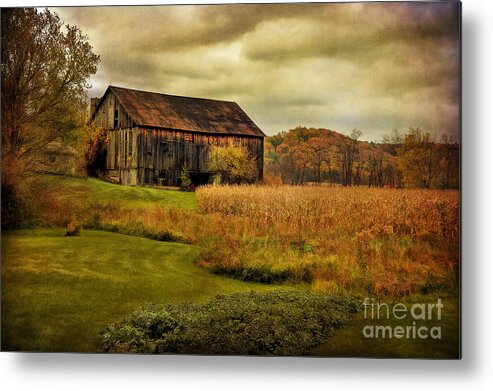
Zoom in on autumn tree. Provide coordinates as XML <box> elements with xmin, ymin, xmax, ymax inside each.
<box><xmin>381</xmin><ymin>129</ymin><xmax>403</xmax><ymax>187</ymax></box>
<box><xmin>307</xmin><ymin>137</ymin><xmax>332</xmax><ymax>185</ymax></box>
<box><xmin>397</xmin><ymin>128</ymin><xmax>438</xmax><ymax>189</ymax></box>
<box><xmin>208</xmin><ymin>145</ymin><xmax>258</xmax><ymax>184</ymax></box>
<box><xmin>353</xmin><ymin>144</ymin><xmax>368</xmax><ymax>187</ymax></box>
<box><xmin>437</xmin><ymin>134</ymin><xmax>460</xmax><ymax>189</ymax></box>
<box><xmin>339</xmin><ymin>129</ymin><xmax>362</xmax><ymax>187</ymax></box>
<box><xmin>265</xmin><ymin>126</ymin><xmax>458</xmax><ymax>189</ymax></box>
<box><xmin>291</xmin><ymin>142</ymin><xmax>316</xmax><ymax>185</ymax></box>
<box><xmin>1</xmin><ymin>8</ymin><xmax>100</xmax><ymax>166</ymax></box>
<box><xmin>1</xmin><ymin>8</ymin><xmax>99</xmax><ymax>228</ymax></box>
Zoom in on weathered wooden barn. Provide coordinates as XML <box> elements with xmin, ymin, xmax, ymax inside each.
<box><xmin>89</xmin><ymin>86</ymin><xmax>265</xmax><ymax>186</ymax></box>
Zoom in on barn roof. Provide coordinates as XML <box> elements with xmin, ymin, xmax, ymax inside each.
<box><xmin>95</xmin><ymin>86</ymin><xmax>265</xmax><ymax>137</ymax></box>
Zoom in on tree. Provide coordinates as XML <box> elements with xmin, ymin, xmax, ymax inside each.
<box><xmin>397</xmin><ymin>128</ymin><xmax>438</xmax><ymax>188</ymax></box>
<box><xmin>1</xmin><ymin>8</ymin><xmax>100</xmax><ymax>165</ymax></box>
<box><xmin>208</xmin><ymin>145</ymin><xmax>258</xmax><ymax>184</ymax></box>
<box><xmin>307</xmin><ymin>137</ymin><xmax>332</xmax><ymax>185</ymax></box>
<box><xmin>339</xmin><ymin>129</ymin><xmax>362</xmax><ymax>187</ymax></box>
<box><xmin>291</xmin><ymin>142</ymin><xmax>315</xmax><ymax>185</ymax></box>
<box><xmin>1</xmin><ymin>8</ymin><xmax>99</xmax><ymax>229</ymax></box>
<box><xmin>85</xmin><ymin>128</ymin><xmax>108</xmax><ymax>177</ymax></box>
<box><xmin>437</xmin><ymin>134</ymin><xmax>459</xmax><ymax>189</ymax></box>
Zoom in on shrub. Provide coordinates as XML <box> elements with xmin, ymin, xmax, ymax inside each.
<box><xmin>208</xmin><ymin>145</ymin><xmax>257</xmax><ymax>184</ymax></box>
<box><xmin>1</xmin><ymin>155</ymin><xmax>36</xmax><ymax>230</ymax></box>
<box><xmin>99</xmin><ymin>290</ymin><xmax>359</xmax><ymax>355</ymax></box>
<box><xmin>65</xmin><ymin>219</ymin><xmax>81</xmax><ymax>236</ymax></box>
<box><xmin>1</xmin><ymin>178</ymin><xmax>34</xmax><ymax>230</ymax></box>
<box><xmin>263</xmin><ymin>173</ymin><xmax>283</xmax><ymax>186</ymax></box>
<box><xmin>179</xmin><ymin>163</ymin><xmax>193</xmax><ymax>191</ymax></box>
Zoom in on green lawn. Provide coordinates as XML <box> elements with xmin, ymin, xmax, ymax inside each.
<box><xmin>38</xmin><ymin>175</ymin><xmax>197</xmax><ymax>210</ymax></box>
<box><xmin>1</xmin><ymin>228</ymin><xmax>275</xmax><ymax>352</ymax></box>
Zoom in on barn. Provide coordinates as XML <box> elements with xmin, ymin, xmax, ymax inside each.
<box><xmin>89</xmin><ymin>86</ymin><xmax>265</xmax><ymax>186</ymax></box>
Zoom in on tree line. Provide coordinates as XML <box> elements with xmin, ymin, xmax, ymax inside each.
<box><xmin>265</xmin><ymin>126</ymin><xmax>459</xmax><ymax>189</ymax></box>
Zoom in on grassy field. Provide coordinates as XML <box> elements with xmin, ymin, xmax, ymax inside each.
<box><xmin>1</xmin><ymin>228</ymin><xmax>276</xmax><ymax>352</ymax></box>
<box><xmin>37</xmin><ymin>174</ymin><xmax>197</xmax><ymax>210</ymax></box>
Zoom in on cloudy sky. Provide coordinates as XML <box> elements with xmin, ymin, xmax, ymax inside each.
<box><xmin>54</xmin><ymin>1</ymin><xmax>460</xmax><ymax>140</ymax></box>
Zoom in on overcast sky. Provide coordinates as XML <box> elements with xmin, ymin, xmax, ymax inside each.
<box><xmin>54</xmin><ymin>2</ymin><xmax>460</xmax><ymax>140</ymax></box>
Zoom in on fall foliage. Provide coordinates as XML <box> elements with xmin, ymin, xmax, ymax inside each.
<box><xmin>265</xmin><ymin>126</ymin><xmax>459</xmax><ymax>189</ymax></box>
<box><xmin>208</xmin><ymin>144</ymin><xmax>258</xmax><ymax>184</ymax></box>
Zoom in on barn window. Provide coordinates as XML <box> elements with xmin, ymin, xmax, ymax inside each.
<box><xmin>184</xmin><ymin>133</ymin><xmax>193</xmax><ymax>143</ymax></box>
<box><xmin>113</xmin><ymin>99</ymin><xmax>119</xmax><ymax>128</ymax></box>
<box><xmin>129</xmin><ymin>131</ymin><xmax>133</xmax><ymax>155</ymax></box>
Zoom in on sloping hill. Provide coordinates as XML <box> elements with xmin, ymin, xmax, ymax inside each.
<box><xmin>39</xmin><ymin>175</ymin><xmax>197</xmax><ymax>210</ymax></box>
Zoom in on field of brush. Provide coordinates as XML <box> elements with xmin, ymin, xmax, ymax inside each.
<box><xmin>196</xmin><ymin>185</ymin><xmax>459</xmax><ymax>298</ymax></box>
<box><xmin>1</xmin><ymin>175</ymin><xmax>460</xmax><ymax>356</ymax></box>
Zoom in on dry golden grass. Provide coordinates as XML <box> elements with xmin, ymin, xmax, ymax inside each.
<box><xmin>196</xmin><ymin>185</ymin><xmax>459</xmax><ymax>298</ymax></box>
<box><xmin>197</xmin><ymin>185</ymin><xmax>458</xmax><ymax>240</ymax></box>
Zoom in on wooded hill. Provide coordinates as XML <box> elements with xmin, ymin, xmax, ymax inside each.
<box><xmin>265</xmin><ymin>126</ymin><xmax>459</xmax><ymax>189</ymax></box>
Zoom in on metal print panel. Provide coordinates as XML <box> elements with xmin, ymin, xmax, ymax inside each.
<box><xmin>0</xmin><ymin>1</ymin><xmax>461</xmax><ymax>358</ymax></box>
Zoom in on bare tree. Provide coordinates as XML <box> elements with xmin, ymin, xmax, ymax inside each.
<box><xmin>339</xmin><ymin>129</ymin><xmax>362</xmax><ymax>187</ymax></box>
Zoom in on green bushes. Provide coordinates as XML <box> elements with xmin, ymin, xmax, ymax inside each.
<box><xmin>99</xmin><ymin>290</ymin><xmax>359</xmax><ymax>355</ymax></box>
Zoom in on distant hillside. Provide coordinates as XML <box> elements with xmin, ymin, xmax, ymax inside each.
<box><xmin>264</xmin><ymin>126</ymin><xmax>459</xmax><ymax>189</ymax></box>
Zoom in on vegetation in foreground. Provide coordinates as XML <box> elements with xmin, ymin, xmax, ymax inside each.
<box><xmin>100</xmin><ymin>291</ymin><xmax>358</xmax><ymax>355</ymax></box>
<box><xmin>1</xmin><ymin>229</ymin><xmax>276</xmax><ymax>352</ymax></box>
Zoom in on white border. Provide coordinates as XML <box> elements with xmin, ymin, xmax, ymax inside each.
<box><xmin>2</xmin><ymin>0</ymin><xmax>492</xmax><ymax>390</ymax></box>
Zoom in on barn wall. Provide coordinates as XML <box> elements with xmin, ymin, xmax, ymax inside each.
<box><xmin>91</xmin><ymin>90</ymin><xmax>134</xmax><ymax>130</ymax></box>
<box><xmin>135</xmin><ymin>127</ymin><xmax>264</xmax><ymax>186</ymax></box>
<box><xmin>93</xmin><ymin>91</ymin><xmax>138</xmax><ymax>185</ymax></box>
<box><xmin>105</xmin><ymin>127</ymin><xmax>139</xmax><ymax>185</ymax></box>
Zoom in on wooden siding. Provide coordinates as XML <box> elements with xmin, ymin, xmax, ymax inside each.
<box><xmin>105</xmin><ymin>127</ymin><xmax>138</xmax><ymax>185</ymax></box>
<box><xmin>91</xmin><ymin>90</ymin><xmax>135</xmax><ymax>130</ymax></box>
<box><xmin>135</xmin><ymin>128</ymin><xmax>264</xmax><ymax>186</ymax></box>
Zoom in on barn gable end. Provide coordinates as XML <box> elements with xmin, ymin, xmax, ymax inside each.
<box><xmin>90</xmin><ymin>86</ymin><xmax>265</xmax><ymax>186</ymax></box>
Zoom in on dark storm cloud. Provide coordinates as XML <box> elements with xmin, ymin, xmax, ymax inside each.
<box><xmin>54</xmin><ymin>2</ymin><xmax>460</xmax><ymax>139</ymax></box>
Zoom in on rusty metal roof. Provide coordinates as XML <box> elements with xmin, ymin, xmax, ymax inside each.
<box><xmin>101</xmin><ymin>86</ymin><xmax>265</xmax><ymax>137</ymax></box>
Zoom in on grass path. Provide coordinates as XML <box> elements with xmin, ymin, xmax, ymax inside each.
<box><xmin>1</xmin><ymin>228</ymin><xmax>275</xmax><ymax>352</ymax></box>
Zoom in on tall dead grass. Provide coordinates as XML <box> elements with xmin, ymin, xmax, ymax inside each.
<box><xmin>196</xmin><ymin>185</ymin><xmax>459</xmax><ymax>298</ymax></box>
